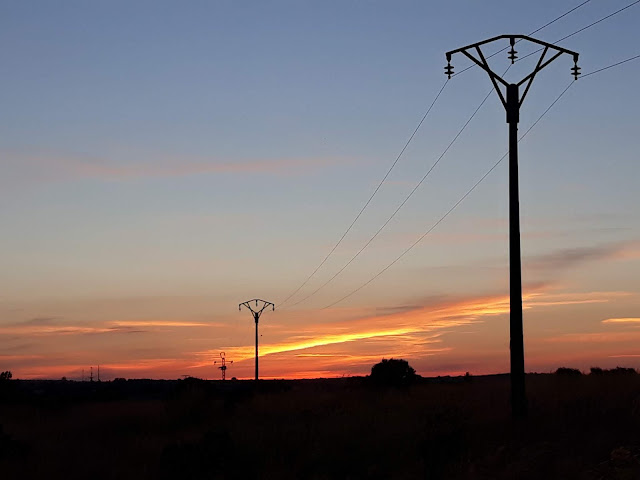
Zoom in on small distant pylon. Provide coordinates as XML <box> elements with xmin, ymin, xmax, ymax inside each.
<box><xmin>90</xmin><ymin>366</ymin><xmax>94</xmax><ymax>382</ymax></box>
<box><xmin>214</xmin><ymin>352</ymin><xmax>233</xmax><ymax>380</ymax></box>
<box><xmin>239</xmin><ymin>299</ymin><xmax>274</xmax><ymax>381</ymax></box>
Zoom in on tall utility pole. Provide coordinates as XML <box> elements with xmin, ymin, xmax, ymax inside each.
<box><xmin>239</xmin><ymin>299</ymin><xmax>274</xmax><ymax>381</ymax></box>
<box><xmin>445</xmin><ymin>35</ymin><xmax>579</xmax><ymax>418</ymax></box>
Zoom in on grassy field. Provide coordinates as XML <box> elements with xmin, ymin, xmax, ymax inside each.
<box><xmin>1</xmin><ymin>373</ymin><xmax>639</xmax><ymax>479</ymax></box>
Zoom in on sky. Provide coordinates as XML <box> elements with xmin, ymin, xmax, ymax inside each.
<box><xmin>1</xmin><ymin>0</ymin><xmax>639</xmax><ymax>380</ymax></box>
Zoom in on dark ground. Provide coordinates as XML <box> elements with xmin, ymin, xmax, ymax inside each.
<box><xmin>1</xmin><ymin>373</ymin><xmax>639</xmax><ymax>479</ymax></box>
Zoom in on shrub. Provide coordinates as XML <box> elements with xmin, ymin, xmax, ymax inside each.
<box><xmin>590</xmin><ymin>367</ymin><xmax>637</xmax><ymax>376</ymax></box>
<box><xmin>370</xmin><ymin>358</ymin><xmax>417</xmax><ymax>387</ymax></box>
<box><xmin>555</xmin><ymin>367</ymin><xmax>582</xmax><ymax>376</ymax></box>
<box><xmin>608</xmin><ymin>367</ymin><xmax>637</xmax><ymax>375</ymax></box>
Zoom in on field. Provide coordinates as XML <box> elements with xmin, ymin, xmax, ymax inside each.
<box><xmin>1</xmin><ymin>373</ymin><xmax>639</xmax><ymax>479</ymax></box>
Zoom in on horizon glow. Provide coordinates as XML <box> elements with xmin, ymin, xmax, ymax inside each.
<box><xmin>1</xmin><ymin>1</ymin><xmax>639</xmax><ymax>380</ymax></box>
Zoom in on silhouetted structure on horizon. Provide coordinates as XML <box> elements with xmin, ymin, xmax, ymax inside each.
<box><xmin>239</xmin><ymin>299</ymin><xmax>274</xmax><ymax>381</ymax></box>
<box><xmin>445</xmin><ymin>35</ymin><xmax>580</xmax><ymax>418</ymax></box>
<box><xmin>214</xmin><ymin>352</ymin><xmax>233</xmax><ymax>380</ymax></box>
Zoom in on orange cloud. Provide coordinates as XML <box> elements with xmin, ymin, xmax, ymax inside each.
<box><xmin>198</xmin><ymin>326</ymin><xmax>436</xmax><ymax>363</ymax></box>
<box><xmin>4</xmin><ymin>287</ymin><xmax>634</xmax><ymax>380</ymax></box>
<box><xmin>110</xmin><ymin>320</ymin><xmax>211</xmax><ymax>327</ymax></box>
<box><xmin>0</xmin><ymin>325</ymin><xmax>116</xmax><ymax>336</ymax></box>
<box><xmin>0</xmin><ymin>318</ymin><xmax>219</xmax><ymax>336</ymax></box>
<box><xmin>546</xmin><ymin>331</ymin><xmax>640</xmax><ymax>343</ymax></box>
<box><xmin>602</xmin><ymin>318</ymin><xmax>640</xmax><ymax>324</ymax></box>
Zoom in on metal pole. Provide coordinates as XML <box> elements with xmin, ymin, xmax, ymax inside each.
<box><xmin>239</xmin><ymin>299</ymin><xmax>274</xmax><ymax>383</ymax></box>
<box><xmin>507</xmin><ymin>83</ymin><xmax>527</xmax><ymax>418</ymax></box>
<box><xmin>254</xmin><ymin>313</ymin><xmax>259</xmax><ymax>381</ymax></box>
<box><xmin>445</xmin><ymin>35</ymin><xmax>579</xmax><ymax>419</ymax></box>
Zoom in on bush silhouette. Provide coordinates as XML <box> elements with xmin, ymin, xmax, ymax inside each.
<box><xmin>590</xmin><ymin>366</ymin><xmax>637</xmax><ymax>376</ymax></box>
<box><xmin>370</xmin><ymin>358</ymin><xmax>416</xmax><ymax>386</ymax></box>
<box><xmin>555</xmin><ymin>367</ymin><xmax>582</xmax><ymax>376</ymax></box>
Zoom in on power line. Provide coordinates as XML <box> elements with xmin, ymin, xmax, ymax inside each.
<box><xmin>454</xmin><ymin>0</ymin><xmax>592</xmax><ymax>77</ymax></box>
<box><xmin>279</xmin><ymin>0</ymin><xmax>598</xmax><ymax>308</ymax></box>
<box><xmin>518</xmin><ymin>0</ymin><xmax>640</xmax><ymax>63</ymax></box>
<box><xmin>322</xmin><ymin>85</ymin><xmax>573</xmax><ymax>310</ymax></box>
<box><xmin>528</xmin><ymin>0</ymin><xmax>593</xmax><ymax>35</ymax></box>
<box><xmin>278</xmin><ymin>80</ymin><xmax>449</xmax><ymax>307</ymax></box>
<box><xmin>581</xmin><ymin>53</ymin><xmax>640</xmax><ymax>78</ymax></box>
<box><xmin>286</xmin><ymin>70</ymin><xmax>506</xmax><ymax>309</ymax></box>
<box><xmin>285</xmin><ymin>1</ymin><xmax>640</xmax><ymax>308</ymax></box>
<box><xmin>556</xmin><ymin>0</ymin><xmax>640</xmax><ymax>43</ymax></box>
<box><xmin>320</xmin><ymin>53</ymin><xmax>640</xmax><ymax>310</ymax></box>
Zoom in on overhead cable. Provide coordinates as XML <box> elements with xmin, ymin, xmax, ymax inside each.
<box><xmin>320</xmin><ymin>53</ymin><xmax>640</xmax><ymax>309</ymax></box>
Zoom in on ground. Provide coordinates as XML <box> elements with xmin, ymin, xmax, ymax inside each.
<box><xmin>1</xmin><ymin>374</ymin><xmax>639</xmax><ymax>479</ymax></box>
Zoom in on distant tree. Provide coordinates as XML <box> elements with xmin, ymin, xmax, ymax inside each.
<box><xmin>608</xmin><ymin>367</ymin><xmax>637</xmax><ymax>375</ymax></box>
<box><xmin>590</xmin><ymin>367</ymin><xmax>604</xmax><ymax>375</ymax></box>
<box><xmin>0</xmin><ymin>371</ymin><xmax>12</xmax><ymax>381</ymax></box>
<box><xmin>61</xmin><ymin>376</ymin><xmax>67</xmax><ymax>381</ymax></box>
<box><xmin>370</xmin><ymin>358</ymin><xmax>417</xmax><ymax>387</ymax></box>
<box><xmin>555</xmin><ymin>367</ymin><xmax>582</xmax><ymax>376</ymax></box>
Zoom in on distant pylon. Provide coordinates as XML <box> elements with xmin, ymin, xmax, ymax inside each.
<box><xmin>239</xmin><ymin>299</ymin><xmax>274</xmax><ymax>381</ymax></box>
<box><xmin>214</xmin><ymin>352</ymin><xmax>233</xmax><ymax>380</ymax></box>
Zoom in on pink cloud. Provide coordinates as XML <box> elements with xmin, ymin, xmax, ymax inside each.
<box><xmin>1</xmin><ymin>150</ymin><xmax>344</xmax><ymax>183</ymax></box>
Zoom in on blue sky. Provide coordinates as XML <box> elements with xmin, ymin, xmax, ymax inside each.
<box><xmin>1</xmin><ymin>1</ymin><xmax>639</xmax><ymax>379</ymax></box>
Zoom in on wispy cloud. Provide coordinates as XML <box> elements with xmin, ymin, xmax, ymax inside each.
<box><xmin>526</xmin><ymin>291</ymin><xmax>630</xmax><ymax>308</ymax></box>
<box><xmin>602</xmin><ymin>317</ymin><xmax>640</xmax><ymax>324</ymax></box>
<box><xmin>70</xmin><ymin>157</ymin><xmax>340</xmax><ymax>179</ymax></box>
<box><xmin>198</xmin><ymin>289</ymin><xmax>589</xmax><ymax>365</ymax></box>
<box><xmin>199</xmin><ymin>326</ymin><xmax>438</xmax><ymax>363</ymax></box>
<box><xmin>526</xmin><ymin>242</ymin><xmax>638</xmax><ymax>272</ymax></box>
<box><xmin>546</xmin><ymin>331</ymin><xmax>640</xmax><ymax>343</ymax></box>
<box><xmin>110</xmin><ymin>320</ymin><xmax>212</xmax><ymax>327</ymax></box>
<box><xmin>0</xmin><ymin>317</ymin><xmax>219</xmax><ymax>336</ymax></box>
<box><xmin>1</xmin><ymin>150</ymin><xmax>344</xmax><ymax>183</ymax></box>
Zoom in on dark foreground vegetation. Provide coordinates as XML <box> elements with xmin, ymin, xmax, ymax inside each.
<box><xmin>1</xmin><ymin>372</ymin><xmax>639</xmax><ymax>479</ymax></box>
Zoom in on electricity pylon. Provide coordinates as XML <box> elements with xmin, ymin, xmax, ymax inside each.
<box><xmin>239</xmin><ymin>299</ymin><xmax>274</xmax><ymax>381</ymax></box>
<box><xmin>445</xmin><ymin>35</ymin><xmax>579</xmax><ymax>418</ymax></box>
<box><xmin>214</xmin><ymin>352</ymin><xmax>233</xmax><ymax>380</ymax></box>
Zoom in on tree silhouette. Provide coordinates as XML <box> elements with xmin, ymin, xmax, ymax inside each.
<box><xmin>555</xmin><ymin>367</ymin><xmax>582</xmax><ymax>376</ymax></box>
<box><xmin>0</xmin><ymin>371</ymin><xmax>12</xmax><ymax>381</ymax></box>
<box><xmin>370</xmin><ymin>358</ymin><xmax>416</xmax><ymax>387</ymax></box>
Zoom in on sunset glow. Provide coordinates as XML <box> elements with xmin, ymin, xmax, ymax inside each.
<box><xmin>1</xmin><ymin>1</ymin><xmax>639</xmax><ymax>382</ymax></box>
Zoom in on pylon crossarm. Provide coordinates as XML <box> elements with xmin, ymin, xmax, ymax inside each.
<box><xmin>257</xmin><ymin>301</ymin><xmax>275</xmax><ymax>315</ymax></box>
<box><xmin>460</xmin><ymin>48</ymin><xmax>509</xmax><ymax>90</ymax></box>
<box><xmin>517</xmin><ymin>48</ymin><xmax>564</xmax><ymax>89</ymax></box>
<box><xmin>239</xmin><ymin>301</ymin><xmax>257</xmax><ymax>315</ymax></box>
<box><xmin>459</xmin><ymin>49</ymin><xmax>507</xmax><ymax>107</ymax></box>
<box><xmin>239</xmin><ymin>298</ymin><xmax>274</xmax><ymax>315</ymax></box>
<box><xmin>518</xmin><ymin>47</ymin><xmax>548</xmax><ymax>105</ymax></box>
<box><xmin>473</xmin><ymin>47</ymin><xmax>509</xmax><ymax>107</ymax></box>
<box><xmin>446</xmin><ymin>34</ymin><xmax>578</xmax><ymax>59</ymax></box>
